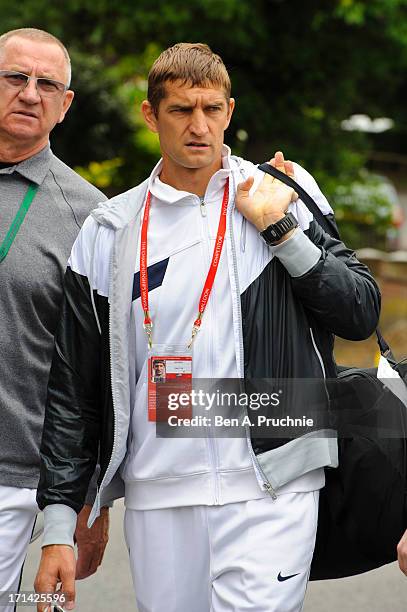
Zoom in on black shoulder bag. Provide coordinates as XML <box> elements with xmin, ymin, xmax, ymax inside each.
<box><xmin>258</xmin><ymin>162</ymin><xmax>407</xmax><ymax>580</ymax></box>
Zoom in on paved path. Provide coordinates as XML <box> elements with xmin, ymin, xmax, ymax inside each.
<box><xmin>20</xmin><ymin>501</ymin><xmax>407</xmax><ymax>611</ymax></box>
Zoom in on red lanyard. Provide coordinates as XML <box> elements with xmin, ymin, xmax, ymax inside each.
<box><xmin>140</xmin><ymin>178</ymin><xmax>230</xmax><ymax>348</ymax></box>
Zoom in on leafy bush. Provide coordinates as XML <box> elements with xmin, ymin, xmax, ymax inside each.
<box><xmin>319</xmin><ymin>171</ymin><xmax>397</xmax><ymax>250</ymax></box>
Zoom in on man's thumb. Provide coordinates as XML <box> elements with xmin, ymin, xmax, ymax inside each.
<box><xmin>236</xmin><ymin>176</ymin><xmax>254</xmax><ymax>196</ymax></box>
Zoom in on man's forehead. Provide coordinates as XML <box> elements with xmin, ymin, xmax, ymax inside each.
<box><xmin>0</xmin><ymin>36</ymin><xmax>67</xmax><ymax>78</ymax></box>
<box><xmin>162</xmin><ymin>80</ymin><xmax>228</xmax><ymax>103</ymax></box>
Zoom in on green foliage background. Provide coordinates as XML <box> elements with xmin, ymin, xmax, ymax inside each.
<box><xmin>1</xmin><ymin>0</ymin><xmax>407</xmax><ymax>244</ymax></box>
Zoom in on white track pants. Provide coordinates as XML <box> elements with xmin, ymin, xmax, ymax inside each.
<box><xmin>124</xmin><ymin>491</ymin><xmax>319</xmax><ymax>612</ymax></box>
<box><xmin>0</xmin><ymin>486</ymin><xmax>38</xmax><ymax>612</ymax></box>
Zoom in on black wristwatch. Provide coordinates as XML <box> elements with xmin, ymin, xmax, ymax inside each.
<box><xmin>260</xmin><ymin>212</ymin><xmax>298</xmax><ymax>245</ymax></box>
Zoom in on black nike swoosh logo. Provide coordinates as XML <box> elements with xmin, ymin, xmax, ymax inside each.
<box><xmin>277</xmin><ymin>571</ymin><xmax>300</xmax><ymax>582</ymax></box>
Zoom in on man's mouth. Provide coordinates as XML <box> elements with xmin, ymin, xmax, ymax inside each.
<box><xmin>12</xmin><ymin>110</ymin><xmax>38</xmax><ymax>118</ymax></box>
<box><xmin>186</xmin><ymin>142</ymin><xmax>209</xmax><ymax>148</ymax></box>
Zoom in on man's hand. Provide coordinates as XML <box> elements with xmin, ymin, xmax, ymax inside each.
<box><xmin>397</xmin><ymin>528</ymin><xmax>407</xmax><ymax>576</ymax></box>
<box><xmin>236</xmin><ymin>151</ymin><xmax>298</xmax><ymax>240</ymax></box>
<box><xmin>74</xmin><ymin>504</ymin><xmax>109</xmax><ymax>580</ymax></box>
<box><xmin>34</xmin><ymin>545</ymin><xmax>76</xmax><ymax>611</ymax></box>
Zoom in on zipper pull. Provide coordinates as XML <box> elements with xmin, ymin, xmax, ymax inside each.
<box><xmin>199</xmin><ymin>197</ymin><xmax>207</xmax><ymax>217</ymax></box>
<box><xmin>263</xmin><ymin>482</ymin><xmax>277</xmax><ymax>500</ymax></box>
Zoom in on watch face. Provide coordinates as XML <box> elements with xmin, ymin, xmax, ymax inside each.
<box><xmin>261</xmin><ymin>213</ymin><xmax>298</xmax><ymax>245</ymax></box>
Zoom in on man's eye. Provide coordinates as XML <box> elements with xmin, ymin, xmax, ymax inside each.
<box><xmin>5</xmin><ymin>73</ymin><xmax>27</xmax><ymax>86</ymax></box>
<box><xmin>37</xmin><ymin>79</ymin><xmax>60</xmax><ymax>93</ymax></box>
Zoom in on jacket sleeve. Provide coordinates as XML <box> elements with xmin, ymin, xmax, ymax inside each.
<box><xmin>272</xmin><ymin>221</ymin><xmax>381</xmax><ymax>340</ymax></box>
<box><xmin>37</xmin><ymin>217</ymin><xmax>104</xmax><ymax>520</ymax></box>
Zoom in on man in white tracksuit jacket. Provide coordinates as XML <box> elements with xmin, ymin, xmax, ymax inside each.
<box><xmin>34</xmin><ymin>43</ymin><xmax>384</xmax><ymax>611</ymax></box>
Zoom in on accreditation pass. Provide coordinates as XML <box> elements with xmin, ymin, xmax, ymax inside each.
<box><xmin>147</xmin><ymin>353</ymin><xmax>192</xmax><ymax>422</ymax></box>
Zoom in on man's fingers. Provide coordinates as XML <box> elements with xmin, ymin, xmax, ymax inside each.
<box><xmin>74</xmin><ymin>505</ymin><xmax>109</xmax><ymax>580</ymax></box>
<box><xmin>261</xmin><ymin>155</ymin><xmax>295</xmax><ymax>197</ymax></box>
<box><xmin>259</xmin><ymin>158</ymin><xmax>280</xmax><ymax>189</ymax></box>
<box><xmin>274</xmin><ymin>151</ymin><xmax>285</xmax><ymax>172</ymax></box>
<box><xmin>97</xmin><ymin>544</ymin><xmax>107</xmax><ymax>568</ymax></box>
<box><xmin>35</xmin><ymin>572</ymin><xmax>57</xmax><ymax>612</ymax></box>
<box><xmin>397</xmin><ymin>538</ymin><xmax>407</xmax><ymax>576</ymax></box>
<box><xmin>88</xmin><ymin>550</ymin><xmax>102</xmax><ymax>576</ymax></box>
<box><xmin>35</xmin><ymin>546</ymin><xmax>76</xmax><ymax>611</ymax></box>
<box><xmin>285</xmin><ymin>159</ymin><xmax>294</xmax><ymax>177</ymax></box>
<box><xmin>397</xmin><ymin>552</ymin><xmax>407</xmax><ymax>575</ymax></box>
<box><xmin>60</xmin><ymin>564</ymin><xmax>76</xmax><ymax>610</ymax></box>
<box><xmin>76</xmin><ymin>544</ymin><xmax>100</xmax><ymax>579</ymax></box>
<box><xmin>75</xmin><ymin>545</ymin><xmax>92</xmax><ymax>579</ymax></box>
<box><xmin>76</xmin><ymin>544</ymin><xmax>101</xmax><ymax>579</ymax></box>
<box><xmin>268</xmin><ymin>157</ymin><xmax>294</xmax><ymax>180</ymax></box>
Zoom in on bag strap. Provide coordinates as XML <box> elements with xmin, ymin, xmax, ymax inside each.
<box><xmin>258</xmin><ymin>162</ymin><xmax>341</xmax><ymax>239</ymax></box>
<box><xmin>257</xmin><ymin>162</ymin><xmax>390</xmax><ymax>358</ymax></box>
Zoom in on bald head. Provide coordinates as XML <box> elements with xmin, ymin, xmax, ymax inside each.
<box><xmin>0</xmin><ymin>28</ymin><xmax>71</xmax><ymax>86</ymax></box>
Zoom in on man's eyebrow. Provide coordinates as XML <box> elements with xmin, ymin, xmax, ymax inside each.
<box><xmin>166</xmin><ymin>99</ymin><xmax>226</xmax><ymax>111</ymax></box>
<box><xmin>7</xmin><ymin>66</ymin><xmax>60</xmax><ymax>80</ymax></box>
<box><xmin>204</xmin><ymin>100</ymin><xmax>226</xmax><ymax>106</ymax></box>
<box><xmin>166</xmin><ymin>103</ymin><xmax>194</xmax><ymax>111</ymax></box>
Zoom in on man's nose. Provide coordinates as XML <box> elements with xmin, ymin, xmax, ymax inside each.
<box><xmin>190</xmin><ymin>111</ymin><xmax>209</xmax><ymax>136</ymax></box>
<box><xmin>18</xmin><ymin>77</ymin><xmax>41</xmax><ymax>104</ymax></box>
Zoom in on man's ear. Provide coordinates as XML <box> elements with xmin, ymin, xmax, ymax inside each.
<box><xmin>141</xmin><ymin>100</ymin><xmax>159</xmax><ymax>133</ymax></box>
<box><xmin>224</xmin><ymin>97</ymin><xmax>235</xmax><ymax>129</ymax></box>
<box><xmin>58</xmin><ymin>90</ymin><xmax>74</xmax><ymax>123</ymax></box>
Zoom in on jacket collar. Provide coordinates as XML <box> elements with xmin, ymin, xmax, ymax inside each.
<box><xmin>148</xmin><ymin>144</ymin><xmax>232</xmax><ymax>204</ymax></box>
<box><xmin>0</xmin><ymin>144</ymin><xmax>51</xmax><ymax>185</ymax></box>
<box><xmin>91</xmin><ymin>146</ymin><xmax>246</xmax><ymax>230</ymax></box>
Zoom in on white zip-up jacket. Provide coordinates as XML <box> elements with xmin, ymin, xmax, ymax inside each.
<box><xmin>121</xmin><ymin>148</ymin><xmax>325</xmax><ymax>510</ymax></box>
<box><xmin>37</xmin><ymin>148</ymin><xmax>381</xmax><ymax>546</ymax></box>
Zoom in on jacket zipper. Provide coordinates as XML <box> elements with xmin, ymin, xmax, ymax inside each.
<box><xmin>89</xmin><ymin>191</ymin><xmax>146</xmax><ymax>522</ymax></box>
<box><xmin>96</xmin><ymin>238</ymin><xmax>119</xmax><ymax>507</ymax></box>
<box><xmin>199</xmin><ymin>194</ymin><xmax>219</xmax><ymax>504</ymax></box>
<box><xmin>199</xmin><ymin>196</ymin><xmax>207</xmax><ymax>217</ymax></box>
<box><xmin>227</xmin><ymin>173</ymin><xmax>277</xmax><ymax>500</ymax></box>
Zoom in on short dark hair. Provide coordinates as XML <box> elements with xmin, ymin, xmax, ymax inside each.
<box><xmin>148</xmin><ymin>42</ymin><xmax>231</xmax><ymax>114</ymax></box>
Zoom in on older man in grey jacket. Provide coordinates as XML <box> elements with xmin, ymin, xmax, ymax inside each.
<box><xmin>0</xmin><ymin>27</ymin><xmax>108</xmax><ymax>611</ymax></box>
